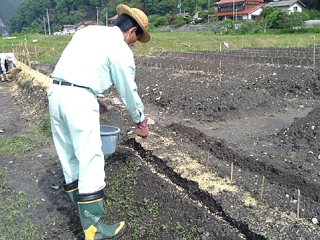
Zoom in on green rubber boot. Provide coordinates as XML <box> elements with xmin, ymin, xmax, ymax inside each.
<box><xmin>63</xmin><ymin>180</ymin><xmax>79</xmax><ymax>209</ymax></box>
<box><xmin>78</xmin><ymin>190</ymin><xmax>126</xmax><ymax>240</ymax></box>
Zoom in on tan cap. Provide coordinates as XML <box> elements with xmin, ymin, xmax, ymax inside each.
<box><xmin>116</xmin><ymin>4</ymin><xmax>150</xmax><ymax>43</ymax></box>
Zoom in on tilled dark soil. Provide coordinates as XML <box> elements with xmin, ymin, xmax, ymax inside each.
<box><xmin>1</xmin><ymin>47</ymin><xmax>320</xmax><ymax>239</ymax></box>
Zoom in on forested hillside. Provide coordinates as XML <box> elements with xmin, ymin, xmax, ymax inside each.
<box><xmin>8</xmin><ymin>0</ymin><xmax>320</xmax><ymax>34</ymax></box>
<box><xmin>10</xmin><ymin>0</ymin><xmax>208</xmax><ymax>34</ymax></box>
<box><xmin>0</xmin><ymin>0</ymin><xmax>24</xmax><ymax>33</ymax></box>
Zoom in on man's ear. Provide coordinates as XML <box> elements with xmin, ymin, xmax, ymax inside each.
<box><xmin>130</xmin><ymin>26</ymin><xmax>138</xmax><ymax>35</ymax></box>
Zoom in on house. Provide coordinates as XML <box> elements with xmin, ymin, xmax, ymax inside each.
<box><xmin>215</xmin><ymin>0</ymin><xmax>268</xmax><ymax>21</ymax></box>
<box><xmin>176</xmin><ymin>11</ymin><xmax>191</xmax><ymax>18</ymax></box>
<box><xmin>109</xmin><ymin>14</ymin><xmax>118</xmax><ymax>24</ymax></box>
<box><xmin>83</xmin><ymin>20</ymin><xmax>97</xmax><ymax>26</ymax></box>
<box><xmin>266</xmin><ymin>0</ymin><xmax>306</xmax><ymax>13</ymax></box>
<box><xmin>62</xmin><ymin>25</ymin><xmax>76</xmax><ymax>34</ymax></box>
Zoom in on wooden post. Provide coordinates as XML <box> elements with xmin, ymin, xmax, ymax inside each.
<box><xmin>219</xmin><ymin>61</ymin><xmax>222</xmax><ymax>81</ymax></box>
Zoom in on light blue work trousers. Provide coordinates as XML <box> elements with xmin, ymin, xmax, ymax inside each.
<box><xmin>48</xmin><ymin>84</ymin><xmax>106</xmax><ymax>194</ymax></box>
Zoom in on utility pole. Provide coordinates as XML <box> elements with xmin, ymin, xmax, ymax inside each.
<box><xmin>208</xmin><ymin>0</ymin><xmax>210</xmax><ymax>23</ymax></box>
<box><xmin>46</xmin><ymin>9</ymin><xmax>51</xmax><ymax>35</ymax></box>
<box><xmin>233</xmin><ymin>0</ymin><xmax>235</xmax><ymax>21</ymax></box>
<box><xmin>178</xmin><ymin>0</ymin><xmax>182</xmax><ymax>15</ymax></box>
<box><xmin>106</xmin><ymin>12</ymin><xmax>108</xmax><ymax>26</ymax></box>
<box><xmin>96</xmin><ymin>7</ymin><xmax>99</xmax><ymax>25</ymax></box>
<box><xmin>43</xmin><ymin>16</ymin><xmax>47</xmax><ymax>35</ymax></box>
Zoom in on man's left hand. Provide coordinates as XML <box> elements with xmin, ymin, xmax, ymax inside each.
<box><xmin>98</xmin><ymin>100</ymin><xmax>108</xmax><ymax>114</ymax></box>
<box><xmin>136</xmin><ymin>118</ymin><xmax>149</xmax><ymax>138</ymax></box>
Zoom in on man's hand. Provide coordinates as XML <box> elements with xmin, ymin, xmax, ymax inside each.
<box><xmin>97</xmin><ymin>100</ymin><xmax>108</xmax><ymax>114</ymax></box>
<box><xmin>136</xmin><ymin>118</ymin><xmax>149</xmax><ymax>138</ymax></box>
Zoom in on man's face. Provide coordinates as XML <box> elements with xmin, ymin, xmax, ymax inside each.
<box><xmin>125</xmin><ymin>27</ymin><xmax>141</xmax><ymax>47</ymax></box>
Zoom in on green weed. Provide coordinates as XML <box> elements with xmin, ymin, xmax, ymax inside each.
<box><xmin>0</xmin><ymin>189</ymin><xmax>48</xmax><ymax>239</ymax></box>
<box><xmin>0</xmin><ymin>119</ymin><xmax>51</xmax><ymax>156</ymax></box>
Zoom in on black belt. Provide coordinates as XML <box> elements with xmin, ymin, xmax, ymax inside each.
<box><xmin>52</xmin><ymin>79</ymin><xmax>89</xmax><ymax>89</ymax></box>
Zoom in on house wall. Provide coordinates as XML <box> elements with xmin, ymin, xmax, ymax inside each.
<box><xmin>271</xmin><ymin>3</ymin><xmax>303</xmax><ymax>14</ymax></box>
<box><xmin>288</xmin><ymin>3</ymin><xmax>303</xmax><ymax>13</ymax></box>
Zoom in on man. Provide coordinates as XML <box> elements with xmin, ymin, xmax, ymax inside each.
<box><xmin>0</xmin><ymin>52</ymin><xmax>15</xmax><ymax>81</ymax></box>
<box><xmin>48</xmin><ymin>4</ymin><xmax>150</xmax><ymax>240</ymax></box>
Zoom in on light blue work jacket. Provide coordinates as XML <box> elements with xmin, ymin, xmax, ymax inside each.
<box><xmin>52</xmin><ymin>25</ymin><xmax>145</xmax><ymax>123</ymax></box>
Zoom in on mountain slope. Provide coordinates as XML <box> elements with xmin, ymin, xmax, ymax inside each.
<box><xmin>0</xmin><ymin>0</ymin><xmax>24</xmax><ymax>33</ymax></box>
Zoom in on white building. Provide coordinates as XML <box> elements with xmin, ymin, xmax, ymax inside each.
<box><xmin>267</xmin><ymin>0</ymin><xmax>306</xmax><ymax>13</ymax></box>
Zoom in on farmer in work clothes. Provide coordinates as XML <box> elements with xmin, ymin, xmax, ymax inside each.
<box><xmin>48</xmin><ymin>4</ymin><xmax>150</xmax><ymax>239</ymax></box>
<box><xmin>0</xmin><ymin>52</ymin><xmax>16</xmax><ymax>81</ymax></box>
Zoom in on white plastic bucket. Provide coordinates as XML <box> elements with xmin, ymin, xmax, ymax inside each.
<box><xmin>100</xmin><ymin>125</ymin><xmax>120</xmax><ymax>154</ymax></box>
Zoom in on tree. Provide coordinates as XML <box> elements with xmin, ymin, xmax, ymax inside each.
<box><xmin>239</xmin><ymin>20</ymin><xmax>262</xmax><ymax>34</ymax></box>
<box><xmin>259</xmin><ymin>16</ymin><xmax>273</xmax><ymax>33</ymax></box>
<box><xmin>277</xmin><ymin>11</ymin><xmax>307</xmax><ymax>29</ymax></box>
<box><xmin>303</xmin><ymin>8</ymin><xmax>320</xmax><ymax>20</ymax></box>
<box><xmin>216</xmin><ymin>20</ymin><xmax>235</xmax><ymax>31</ymax></box>
<box><xmin>208</xmin><ymin>7</ymin><xmax>218</xmax><ymax>22</ymax></box>
<box><xmin>10</xmin><ymin>0</ymin><xmax>53</xmax><ymax>33</ymax></box>
<box><xmin>171</xmin><ymin>15</ymin><xmax>186</xmax><ymax>27</ymax></box>
<box><xmin>183</xmin><ymin>0</ymin><xmax>208</xmax><ymax>13</ymax></box>
<box><xmin>145</xmin><ymin>0</ymin><xmax>179</xmax><ymax>15</ymax></box>
<box><xmin>261</xmin><ymin>7</ymin><xmax>286</xmax><ymax>29</ymax></box>
<box><xmin>301</xmin><ymin>0</ymin><xmax>320</xmax><ymax>11</ymax></box>
<box><xmin>198</xmin><ymin>10</ymin><xmax>208</xmax><ymax>23</ymax></box>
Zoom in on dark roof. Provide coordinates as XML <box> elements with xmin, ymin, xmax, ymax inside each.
<box><xmin>267</xmin><ymin>0</ymin><xmax>306</xmax><ymax>7</ymax></box>
<box><xmin>216</xmin><ymin>0</ymin><xmax>263</xmax><ymax>5</ymax></box>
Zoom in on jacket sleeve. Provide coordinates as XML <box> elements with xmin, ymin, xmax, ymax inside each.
<box><xmin>110</xmin><ymin>58</ymin><xmax>145</xmax><ymax>123</ymax></box>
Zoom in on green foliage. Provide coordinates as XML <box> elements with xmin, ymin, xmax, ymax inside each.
<box><xmin>238</xmin><ymin>20</ymin><xmax>262</xmax><ymax>34</ymax></box>
<box><xmin>208</xmin><ymin>7</ymin><xmax>219</xmax><ymax>23</ymax></box>
<box><xmin>304</xmin><ymin>0</ymin><xmax>320</xmax><ymax>10</ymax></box>
<box><xmin>0</xmin><ymin>0</ymin><xmax>23</xmax><ymax>26</ymax></box>
<box><xmin>183</xmin><ymin>0</ymin><xmax>209</xmax><ymax>13</ymax></box>
<box><xmin>260</xmin><ymin>6</ymin><xmax>311</xmax><ymax>30</ymax></box>
<box><xmin>259</xmin><ymin>16</ymin><xmax>273</xmax><ymax>33</ymax></box>
<box><xmin>277</xmin><ymin>11</ymin><xmax>307</xmax><ymax>29</ymax></box>
<box><xmin>261</xmin><ymin>7</ymin><xmax>286</xmax><ymax>29</ymax></box>
<box><xmin>184</xmin><ymin>15</ymin><xmax>194</xmax><ymax>24</ymax></box>
<box><xmin>7</xmin><ymin>0</ymin><xmax>320</xmax><ymax>35</ymax></box>
<box><xmin>152</xmin><ymin>15</ymin><xmax>170</xmax><ymax>27</ymax></box>
<box><xmin>39</xmin><ymin>114</ymin><xmax>52</xmax><ymax>138</ymax></box>
<box><xmin>216</xmin><ymin>20</ymin><xmax>235</xmax><ymax>30</ymax></box>
<box><xmin>198</xmin><ymin>10</ymin><xmax>208</xmax><ymax>23</ymax></box>
<box><xmin>10</xmin><ymin>0</ymin><xmax>99</xmax><ymax>34</ymax></box>
<box><xmin>303</xmin><ymin>8</ymin><xmax>320</xmax><ymax>20</ymax></box>
<box><xmin>145</xmin><ymin>0</ymin><xmax>179</xmax><ymax>16</ymax></box>
<box><xmin>171</xmin><ymin>16</ymin><xmax>186</xmax><ymax>27</ymax></box>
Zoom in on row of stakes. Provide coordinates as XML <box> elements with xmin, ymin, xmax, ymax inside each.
<box><xmin>229</xmin><ymin>162</ymin><xmax>302</xmax><ymax>220</ymax></box>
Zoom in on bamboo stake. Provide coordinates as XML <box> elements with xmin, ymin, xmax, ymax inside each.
<box><xmin>260</xmin><ymin>176</ymin><xmax>266</xmax><ymax>200</ymax></box>
<box><xmin>24</xmin><ymin>38</ymin><xmax>31</xmax><ymax>66</ymax></box>
<box><xmin>230</xmin><ymin>162</ymin><xmax>234</xmax><ymax>183</ymax></box>
<box><xmin>297</xmin><ymin>189</ymin><xmax>301</xmax><ymax>220</ymax></box>
<box><xmin>313</xmin><ymin>36</ymin><xmax>316</xmax><ymax>71</ymax></box>
<box><xmin>35</xmin><ymin>45</ymin><xmax>38</xmax><ymax>62</ymax></box>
